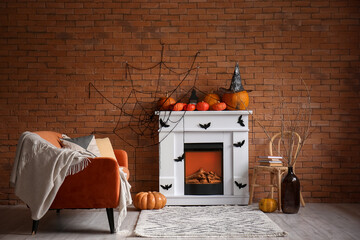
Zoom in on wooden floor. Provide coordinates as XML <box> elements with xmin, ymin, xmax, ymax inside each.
<box><xmin>0</xmin><ymin>203</ymin><xmax>359</xmax><ymax>239</ymax></box>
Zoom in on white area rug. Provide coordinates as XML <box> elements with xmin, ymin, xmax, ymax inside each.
<box><xmin>135</xmin><ymin>206</ymin><xmax>287</xmax><ymax>238</ymax></box>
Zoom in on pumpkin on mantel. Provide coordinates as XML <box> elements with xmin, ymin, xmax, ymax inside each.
<box><xmin>133</xmin><ymin>191</ymin><xmax>167</xmax><ymax>210</ymax></box>
<box><xmin>222</xmin><ymin>91</ymin><xmax>249</xmax><ymax>110</ymax></box>
<box><xmin>157</xmin><ymin>95</ymin><xmax>176</xmax><ymax>111</ymax></box>
<box><xmin>184</xmin><ymin>103</ymin><xmax>196</xmax><ymax>111</ymax></box>
<box><xmin>170</xmin><ymin>102</ymin><xmax>185</xmax><ymax>111</ymax></box>
<box><xmin>211</xmin><ymin>101</ymin><xmax>226</xmax><ymax>111</ymax></box>
<box><xmin>196</xmin><ymin>101</ymin><xmax>210</xmax><ymax>111</ymax></box>
<box><xmin>220</xmin><ymin>62</ymin><xmax>250</xmax><ymax>110</ymax></box>
<box><xmin>203</xmin><ymin>93</ymin><xmax>220</xmax><ymax>108</ymax></box>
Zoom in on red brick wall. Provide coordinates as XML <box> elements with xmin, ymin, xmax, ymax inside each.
<box><xmin>1</xmin><ymin>0</ymin><xmax>359</xmax><ymax>204</ymax></box>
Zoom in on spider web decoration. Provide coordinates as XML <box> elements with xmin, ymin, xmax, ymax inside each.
<box><xmin>88</xmin><ymin>45</ymin><xmax>201</xmax><ymax>149</ymax></box>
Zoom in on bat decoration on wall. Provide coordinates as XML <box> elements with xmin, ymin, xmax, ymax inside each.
<box><xmin>160</xmin><ymin>118</ymin><xmax>170</xmax><ymax>128</ymax></box>
<box><xmin>199</xmin><ymin>122</ymin><xmax>211</xmax><ymax>130</ymax></box>
<box><xmin>160</xmin><ymin>184</ymin><xmax>172</xmax><ymax>190</ymax></box>
<box><xmin>233</xmin><ymin>140</ymin><xmax>245</xmax><ymax>148</ymax></box>
<box><xmin>235</xmin><ymin>181</ymin><xmax>247</xmax><ymax>189</ymax></box>
<box><xmin>237</xmin><ymin>115</ymin><xmax>245</xmax><ymax>127</ymax></box>
<box><xmin>174</xmin><ymin>153</ymin><xmax>185</xmax><ymax>162</ymax></box>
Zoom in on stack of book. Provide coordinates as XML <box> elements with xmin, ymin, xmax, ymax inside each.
<box><xmin>258</xmin><ymin>156</ymin><xmax>283</xmax><ymax>167</ymax></box>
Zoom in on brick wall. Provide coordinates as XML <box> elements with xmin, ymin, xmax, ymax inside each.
<box><xmin>1</xmin><ymin>0</ymin><xmax>359</xmax><ymax>204</ymax></box>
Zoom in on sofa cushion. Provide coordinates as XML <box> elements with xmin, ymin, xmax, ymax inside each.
<box><xmin>34</xmin><ymin>131</ymin><xmax>62</xmax><ymax>148</ymax></box>
<box><xmin>95</xmin><ymin>137</ymin><xmax>117</xmax><ymax>160</ymax></box>
<box><xmin>61</xmin><ymin>135</ymin><xmax>101</xmax><ymax>157</ymax></box>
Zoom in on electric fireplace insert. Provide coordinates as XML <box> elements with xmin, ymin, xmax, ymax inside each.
<box><xmin>184</xmin><ymin>143</ymin><xmax>223</xmax><ymax>195</ymax></box>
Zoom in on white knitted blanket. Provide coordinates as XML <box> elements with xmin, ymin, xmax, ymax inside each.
<box><xmin>116</xmin><ymin>167</ymin><xmax>132</xmax><ymax>233</ymax></box>
<box><xmin>10</xmin><ymin>131</ymin><xmax>93</xmax><ymax>220</ymax></box>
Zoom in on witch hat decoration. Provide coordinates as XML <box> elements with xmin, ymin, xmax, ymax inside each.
<box><xmin>219</xmin><ymin>62</ymin><xmax>250</xmax><ymax>110</ymax></box>
<box><xmin>230</xmin><ymin>62</ymin><xmax>244</xmax><ymax>92</ymax></box>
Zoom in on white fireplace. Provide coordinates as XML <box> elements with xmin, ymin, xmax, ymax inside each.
<box><xmin>157</xmin><ymin>110</ymin><xmax>252</xmax><ymax>205</ymax></box>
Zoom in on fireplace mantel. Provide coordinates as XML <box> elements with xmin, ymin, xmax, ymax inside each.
<box><xmin>157</xmin><ymin>110</ymin><xmax>252</xmax><ymax>205</ymax></box>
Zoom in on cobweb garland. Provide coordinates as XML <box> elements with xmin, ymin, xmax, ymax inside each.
<box><xmin>88</xmin><ymin>45</ymin><xmax>202</xmax><ymax>149</ymax></box>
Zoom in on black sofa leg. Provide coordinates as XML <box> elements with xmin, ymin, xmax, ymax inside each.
<box><xmin>32</xmin><ymin>220</ymin><xmax>39</xmax><ymax>235</ymax></box>
<box><xmin>106</xmin><ymin>208</ymin><xmax>115</xmax><ymax>233</ymax></box>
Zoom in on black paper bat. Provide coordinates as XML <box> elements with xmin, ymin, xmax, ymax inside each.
<box><xmin>233</xmin><ymin>140</ymin><xmax>245</xmax><ymax>148</ymax></box>
<box><xmin>160</xmin><ymin>118</ymin><xmax>170</xmax><ymax>128</ymax></box>
<box><xmin>160</xmin><ymin>184</ymin><xmax>172</xmax><ymax>190</ymax></box>
<box><xmin>237</xmin><ymin>115</ymin><xmax>245</xmax><ymax>127</ymax></box>
<box><xmin>199</xmin><ymin>122</ymin><xmax>211</xmax><ymax>130</ymax></box>
<box><xmin>174</xmin><ymin>154</ymin><xmax>184</xmax><ymax>162</ymax></box>
<box><xmin>235</xmin><ymin>181</ymin><xmax>247</xmax><ymax>189</ymax></box>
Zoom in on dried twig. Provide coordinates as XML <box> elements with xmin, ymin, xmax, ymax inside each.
<box><xmin>255</xmin><ymin>78</ymin><xmax>312</xmax><ymax>167</ymax></box>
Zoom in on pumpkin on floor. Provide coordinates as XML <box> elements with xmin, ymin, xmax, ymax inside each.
<box><xmin>259</xmin><ymin>198</ymin><xmax>277</xmax><ymax>213</ymax></box>
<box><xmin>134</xmin><ymin>191</ymin><xmax>167</xmax><ymax>210</ymax></box>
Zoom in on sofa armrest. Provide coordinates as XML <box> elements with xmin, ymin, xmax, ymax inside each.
<box><xmin>50</xmin><ymin>157</ymin><xmax>120</xmax><ymax>209</ymax></box>
<box><xmin>114</xmin><ymin>149</ymin><xmax>130</xmax><ymax>179</ymax></box>
<box><xmin>114</xmin><ymin>149</ymin><xmax>128</xmax><ymax>168</ymax></box>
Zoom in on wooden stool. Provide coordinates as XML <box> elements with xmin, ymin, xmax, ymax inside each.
<box><xmin>249</xmin><ymin>166</ymin><xmax>287</xmax><ymax>210</ymax></box>
<box><xmin>249</xmin><ymin>131</ymin><xmax>306</xmax><ymax>210</ymax></box>
<box><xmin>248</xmin><ymin>165</ymin><xmax>305</xmax><ymax>210</ymax></box>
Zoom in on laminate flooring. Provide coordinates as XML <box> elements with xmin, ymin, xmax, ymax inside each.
<box><xmin>0</xmin><ymin>203</ymin><xmax>359</xmax><ymax>240</ymax></box>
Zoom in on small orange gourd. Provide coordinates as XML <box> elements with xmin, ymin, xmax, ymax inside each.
<box><xmin>211</xmin><ymin>102</ymin><xmax>226</xmax><ymax>111</ymax></box>
<box><xmin>203</xmin><ymin>93</ymin><xmax>220</xmax><ymax>108</ymax></box>
<box><xmin>259</xmin><ymin>198</ymin><xmax>277</xmax><ymax>213</ymax></box>
<box><xmin>184</xmin><ymin>103</ymin><xmax>196</xmax><ymax>111</ymax></box>
<box><xmin>157</xmin><ymin>95</ymin><xmax>176</xmax><ymax>111</ymax></box>
<box><xmin>196</xmin><ymin>101</ymin><xmax>210</xmax><ymax>111</ymax></box>
<box><xmin>133</xmin><ymin>191</ymin><xmax>167</xmax><ymax>210</ymax></box>
<box><xmin>170</xmin><ymin>103</ymin><xmax>185</xmax><ymax>111</ymax></box>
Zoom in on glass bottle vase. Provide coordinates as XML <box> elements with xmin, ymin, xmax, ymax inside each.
<box><xmin>281</xmin><ymin>166</ymin><xmax>300</xmax><ymax>214</ymax></box>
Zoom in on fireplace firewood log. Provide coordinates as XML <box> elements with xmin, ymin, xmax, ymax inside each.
<box><xmin>187</xmin><ymin>179</ymin><xmax>200</xmax><ymax>184</ymax></box>
<box><xmin>185</xmin><ymin>168</ymin><xmax>205</xmax><ymax>181</ymax></box>
<box><xmin>199</xmin><ymin>179</ymin><xmax>208</xmax><ymax>184</ymax></box>
<box><xmin>186</xmin><ymin>168</ymin><xmax>222</xmax><ymax>184</ymax></box>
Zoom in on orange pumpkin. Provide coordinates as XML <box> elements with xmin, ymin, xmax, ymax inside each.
<box><xmin>158</xmin><ymin>96</ymin><xmax>176</xmax><ymax>110</ymax></box>
<box><xmin>170</xmin><ymin>103</ymin><xmax>185</xmax><ymax>111</ymax></box>
<box><xmin>184</xmin><ymin>103</ymin><xmax>196</xmax><ymax>111</ymax></box>
<box><xmin>196</xmin><ymin>101</ymin><xmax>209</xmax><ymax>111</ymax></box>
<box><xmin>222</xmin><ymin>62</ymin><xmax>250</xmax><ymax>110</ymax></box>
<box><xmin>203</xmin><ymin>93</ymin><xmax>220</xmax><ymax>108</ymax></box>
<box><xmin>211</xmin><ymin>102</ymin><xmax>226</xmax><ymax>111</ymax></box>
<box><xmin>133</xmin><ymin>191</ymin><xmax>167</xmax><ymax>210</ymax></box>
<box><xmin>222</xmin><ymin>91</ymin><xmax>249</xmax><ymax>110</ymax></box>
<box><xmin>259</xmin><ymin>198</ymin><xmax>277</xmax><ymax>213</ymax></box>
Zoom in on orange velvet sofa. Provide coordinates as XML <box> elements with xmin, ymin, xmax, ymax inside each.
<box><xmin>31</xmin><ymin>131</ymin><xmax>130</xmax><ymax>234</ymax></box>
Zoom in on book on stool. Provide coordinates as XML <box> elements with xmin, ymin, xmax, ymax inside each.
<box><xmin>258</xmin><ymin>156</ymin><xmax>284</xmax><ymax>167</ymax></box>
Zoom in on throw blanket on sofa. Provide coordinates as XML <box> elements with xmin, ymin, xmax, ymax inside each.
<box><xmin>10</xmin><ymin>131</ymin><xmax>93</xmax><ymax>220</ymax></box>
<box><xmin>117</xmin><ymin>167</ymin><xmax>132</xmax><ymax>233</ymax></box>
